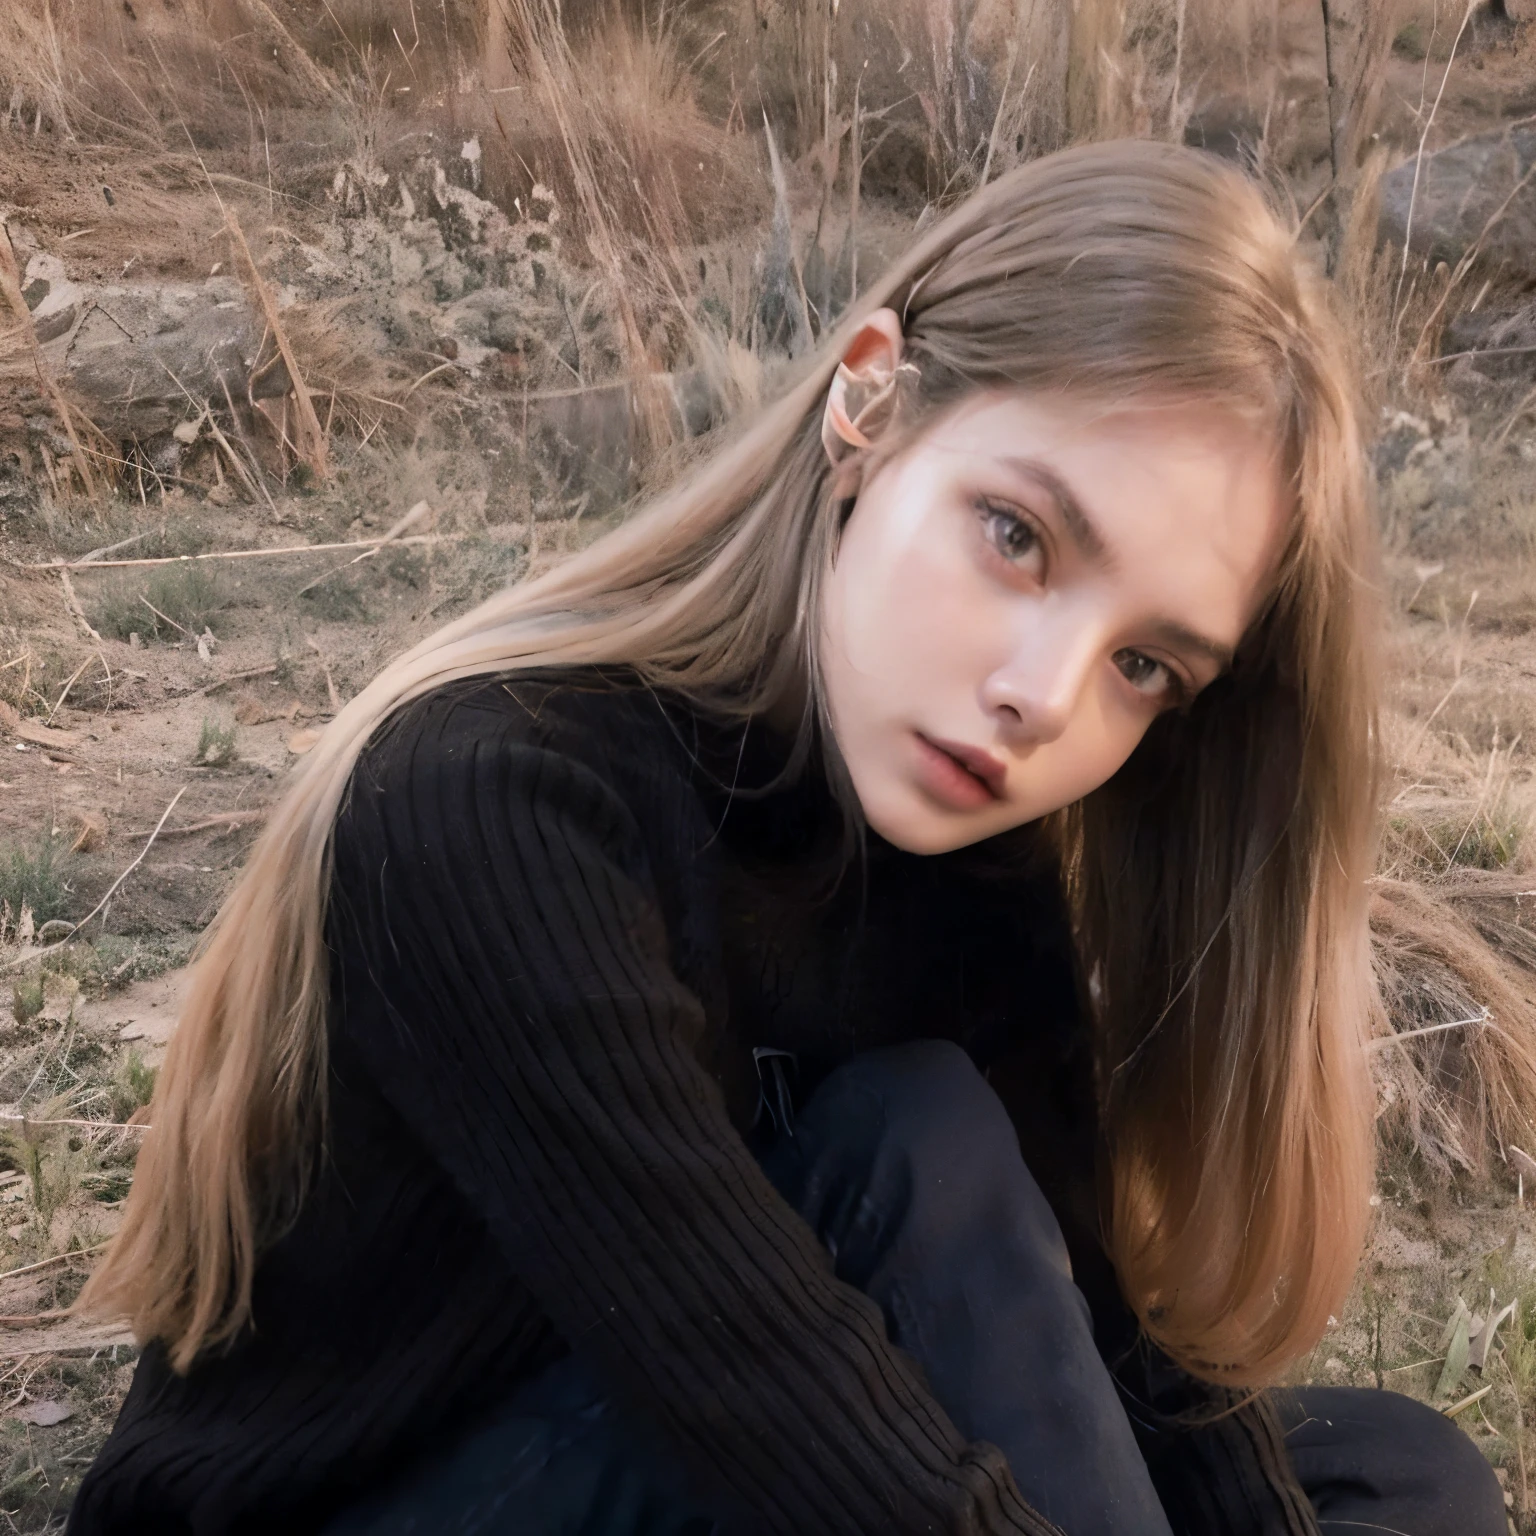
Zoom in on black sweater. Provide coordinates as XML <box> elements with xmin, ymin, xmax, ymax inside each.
<box><xmin>70</xmin><ymin>673</ymin><xmax>1310</xmax><ymax>1536</ymax></box>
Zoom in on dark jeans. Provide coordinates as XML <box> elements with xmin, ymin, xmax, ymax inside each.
<box><xmin>325</xmin><ymin>1042</ymin><xmax>1505</xmax><ymax>1536</ymax></box>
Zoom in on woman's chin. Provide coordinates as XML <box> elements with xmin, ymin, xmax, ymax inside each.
<box><xmin>859</xmin><ymin>790</ymin><xmax>998</xmax><ymax>856</ymax></box>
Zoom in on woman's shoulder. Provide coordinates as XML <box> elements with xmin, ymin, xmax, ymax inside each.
<box><xmin>363</xmin><ymin>665</ymin><xmax>698</xmax><ymax>777</ymax></box>
<box><xmin>336</xmin><ymin>667</ymin><xmax>723</xmax><ymax>857</ymax></box>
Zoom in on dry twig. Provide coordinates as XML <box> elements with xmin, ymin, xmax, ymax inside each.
<box><xmin>224</xmin><ymin>209</ymin><xmax>328</xmax><ymax>480</ymax></box>
<box><xmin>59</xmin><ymin>570</ymin><xmax>102</xmax><ymax>643</ymax></box>
<box><xmin>1392</xmin><ymin>1</ymin><xmax>1478</xmax><ymax>330</ymax></box>
<box><xmin>0</xmin><ymin>1247</ymin><xmax>110</xmax><ymax>1290</ymax></box>
<box><xmin>1</xmin><ymin>787</ymin><xmax>188</xmax><ymax>976</ymax></box>
<box><xmin>25</xmin><ymin>533</ymin><xmax>459</xmax><ymax>573</ymax></box>
<box><xmin>121</xmin><ymin>811</ymin><xmax>263</xmax><ymax>839</ymax></box>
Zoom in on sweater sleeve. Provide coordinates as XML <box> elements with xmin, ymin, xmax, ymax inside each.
<box><xmin>327</xmin><ymin>699</ymin><xmax>1062</xmax><ymax>1536</ymax></box>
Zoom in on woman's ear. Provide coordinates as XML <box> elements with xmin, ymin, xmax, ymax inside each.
<box><xmin>821</xmin><ymin>307</ymin><xmax>905</xmax><ymax>486</ymax></box>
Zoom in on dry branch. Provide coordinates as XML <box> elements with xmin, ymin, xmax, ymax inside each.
<box><xmin>193</xmin><ymin>663</ymin><xmax>280</xmax><ymax>697</ymax></box>
<box><xmin>1392</xmin><ymin>1</ymin><xmax>1479</xmax><ymax>327</ymax></box>
<box><xmin>58</xmin><ymin>570</ymin><xmax>102</xmax><ymax>643</ymax></box>
<box><xmin>0</xmin><ymin>1245</ymin><xmax>109</xmax><ymax>1289</ymax></box>
<box><xmin>24</xmin><ymin>532</ymin><xmax>461</xmax><ymax>573</ymax></box>
<box><xmin>223</xmin><ymin>209</ymin><xmax>328</xmax><ymax>481</ymax></box>
<box><xmin>1</xmin><ymin>787</ymin><xmax>187</xmax><ymax>976</ymax></box>
<box><xmin>295</xmin><ymin>499</ymin><xmax>433</xmax><ymax>597</ymax></box>
<box><xmin>120</xmin><ymin>811</ymin><xmax>264</xmax><ymax>839</ymax></box>
<box><xmin>0</xmin><ymin>223</ymin><xmax>99</xmax><ymax>499</ymax></box>
<box><xmin>44</xmin><ymin>655</ymin><xmax>94</xmax><ymax>726</ymax></box>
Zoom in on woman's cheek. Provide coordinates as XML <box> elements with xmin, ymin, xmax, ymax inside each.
<box><xmin>1047</xmin><ymin>712</ymin><xmax>1143</xmax><ymax>813</ymax></box>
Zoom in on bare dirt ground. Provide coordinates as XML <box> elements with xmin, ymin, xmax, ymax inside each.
<box><xmin>0</xmin><ymin>0</ymin><xmax>1535</xmax><ymax>1527</ymax></box>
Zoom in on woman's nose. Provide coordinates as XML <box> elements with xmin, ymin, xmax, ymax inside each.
<box><xmin>980</xmin><ymin>636</ymin><xmax>1096</xmax><ymax>745</ymax></box>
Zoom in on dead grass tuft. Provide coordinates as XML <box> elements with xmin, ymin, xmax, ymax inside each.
<box><xmin>1373</xmin><ymin>875</ymin><xmax>1536</xmax><ymax>1181</ymax></box>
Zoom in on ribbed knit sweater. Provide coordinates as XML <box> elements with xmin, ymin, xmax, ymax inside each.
<box><xmin>69</xmin><ymin>672</ymin><xmax>1310</xmax><ymax>1536</ymax></box>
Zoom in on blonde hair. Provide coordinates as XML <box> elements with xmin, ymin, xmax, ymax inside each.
<box><xmin>82</xmin><ymin>139</ymin><xmax>1380</xmax><ymax>1386</ymax></box>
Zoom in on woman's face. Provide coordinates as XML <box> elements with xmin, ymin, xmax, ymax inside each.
<box><xmin>819</xmin><ymin>390</ymin><xmax>1286</xmax><ymax>855</ymax></box>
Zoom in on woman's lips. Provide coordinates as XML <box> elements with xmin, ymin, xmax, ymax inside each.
<box><xmin>912</xmin><ymin>733</ymin><xmax>1007</xmax><ymax>812</ymax></box>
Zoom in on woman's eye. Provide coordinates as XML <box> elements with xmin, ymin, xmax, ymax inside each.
<box><xmin>978</xmin><ymin>499</ymin><xmax>1043</xmax><ymax>572</ymax></box>
<box><xmin>1114</xmin><ymin>649</ymin><xmax>1177</xmax><ymax>699</ymax></box>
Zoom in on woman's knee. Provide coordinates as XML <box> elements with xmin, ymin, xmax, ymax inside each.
<box><xmin>816</xmin><ymin>1039</ymin><xmax>1020</xmax><ymax>1176</ymax></box>
<box><xmin>1283</xmin><ymin>1386</ymin><xmax>1506</xmax><ymax>1536</ymax></box>
<box><xmin>783</xmin><ymin>1041</ymin><xmax>1073</xmax><ymax>1285</ymax></box>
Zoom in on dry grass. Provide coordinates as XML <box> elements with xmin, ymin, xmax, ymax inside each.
<box><xmin>1</xmin><ymin>0</ymin><xmax>1536</xmax><ymax>1520</ymax></box>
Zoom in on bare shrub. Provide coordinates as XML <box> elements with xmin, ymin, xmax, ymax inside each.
<box><xmin>91</xmin><ymin>565</ymin><xmax>230</xmax><ymax>642</ymax></box>
<box><xmin>193</xmin><ymin>715</ymin><xmax>238</xmax><ymax>767</ymax></box>
<box><xmin>1372</xmin><ymin>875</ymin><xmax>1536</xmax><ymax>1181</ymax></box>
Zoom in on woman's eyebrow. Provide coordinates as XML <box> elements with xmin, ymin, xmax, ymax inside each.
<box><xmin>989</xmin><ymin>453</ymin><xmax>1235</xmax><ymax>670</ymax></box>
<box><xmin>1146</xmin><ymin>619</ymin><xmax>1235</xmax><ymax>672</ymax></box>
<box><xmin>994</xmin><ymin>456</ymin><xmax>1108</xmax><ymax>561</ymax></box>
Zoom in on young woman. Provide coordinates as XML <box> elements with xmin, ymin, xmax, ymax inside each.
<box><xmin>71</xmin><ymin>140</ymin><xmax>1502</xmax><ymax>1536</ymax></box>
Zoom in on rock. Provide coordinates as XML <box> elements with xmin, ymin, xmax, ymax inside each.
<box><xmin>40</xmin><ymin>972</ymin><xmax>79</xmax><ymax>1023</ymax></box>
<box><xmin>0</xmin><ymin>452</ymin><xmax>32</xmax><ymax>518</ymax></box>
<box><xmin>435</xmin><ymin>286</ymin><xmax>530</xmax><ymax>365</ymax></box>
<box><xmin>23</xmin><ymin>253</ymin><xmax>85</xmax><ymax>343</ymax></box>
<box><xmin>9</xmin><ymin>1399</ymin><xmax>74</xmax><ymax>1427</ymax></box>
<box><xmin>1443</xmin><ymin>298</ymin><xmax>1536</xmax><ymax>380</ymax></box>
<box><xmin>1379</xmin><ymin>128</ymin><xmax>1536</xmax><ymax>282</ymax></box>
<box><xmin>37</xmin><ymin>276</ymin><xmax>260</xmax><ymax>438</ymax></box>
<box><xmin>1374</xmin><ymin>403</ymin><xmax>1475</xmax><ymax>546</ymax></box>
<box><xmin>532</xmin><ymin>371</ymin><xmax>723</xmax><ymax>507</ymax></box>
<box><xmin>1184</xmin><ymin>100</ymin><xmax>1265</xmax><ymax>164</ymax></box>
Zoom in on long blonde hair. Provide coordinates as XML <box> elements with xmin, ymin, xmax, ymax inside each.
<box><xmin>82</xmin><ymin>139</ymin><xmax>1380</xmax><ymax>1386</ymax></box>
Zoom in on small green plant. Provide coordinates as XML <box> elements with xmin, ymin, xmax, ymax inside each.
<box><xmin>108</xmin><ymin>1049</ymin><xmax>157</xmax><ymax>1123</ymax></box>
<box><xmin>194</xmin><ymin>715</ymin><xmax>239</xmax><ymax>767</ymax></box>
<box><xmin>0</xmin><ymin>838</ymin><xmax>71</xmax><ymax>928</ymax></box>
<box><xmin>91</xmin><ymin>563</ymin><xmax>230</xmax><ymax>642</ymax></box>
<box><xmin>298</xmin><ymin>574</ymin><xmax>368</xmax><ymax>622</ymax></box>
<box><xmin>1448</xmin><ymin>813</ymin><xmax>1521</xmax><ymax>871</ymax></box>
<box><xmin>434</xmin><ymin>534</ymin><xmax>526</xmax><ymax>617</ymax></box>
<box><xmin>383</xmin><ymin>547</ymin><xmax>426</xmax><ymax>588</ymax></box>
<box><xmin>1392</xmin><ymin>21</ymin><xmax>1426</xmax><ymax>60</ymax></box>
<box><xmin>10</xmin><ymin>978</ymin><xmax>43</xmax><ymax>1026</ymax></box>
<box><xmin>273</xmin><ymin>640</ymin><xmax>299</xmax><ymax>687</ymax></box>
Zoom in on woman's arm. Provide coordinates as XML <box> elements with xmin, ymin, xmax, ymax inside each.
<box><xmin>327</xmin><ymin>693</ymin><xmax>1060</xmax><ymax>1536</ymax></box>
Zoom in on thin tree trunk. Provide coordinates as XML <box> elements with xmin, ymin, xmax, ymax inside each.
<box><xmin>1319</xmin><ymin>0</ymin><xmax>1339</xmax><ymax>184</ymax></box>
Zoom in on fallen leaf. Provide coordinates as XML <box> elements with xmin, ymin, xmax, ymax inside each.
<box><xmin>1434</xmin><ymin>1306</ymin><xmax>1471</xmax><ymax>1400</ymax></box>
<box><xmin>287</xmin><ymin>727</ymin><xmax>323</xmax><ymax>755</ymax></box>
<box><xmin>1438</xmin><ymin>1296</ymin><xmax>1470</xmax><ymax>1351</ymax></box>
<box><xmin>1469</xmin><ymin>1299</ymin><xmax>1518</xmax><ymax>1374</ymax></box>
<box><xmin>1509</xmin><ymin>1145</ymin><xmax>1536</xmax><ymax>1184</ymax></box>
<box><xmin>236</xmin><ymin>696</ymin><xmax>305</xmax><ymax>727</ymax></box>
<box><xmin>11</xmin><ymin>1399</ymin><xmax>73</xmax><ymax>1426</ymax></box>
<box><xmin>70</xmin><ymin>810</ymin><xmax>107</xmax><ymax>853</ymax></box>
